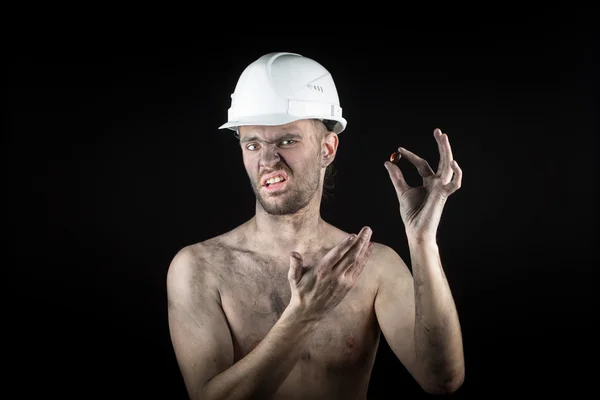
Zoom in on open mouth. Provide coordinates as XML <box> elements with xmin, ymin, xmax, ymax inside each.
<box><xmin>265</xmin><ymin>179</ymin><xmax>287</xmax><ymax>190</ymax></box>
<box><xmin>264</xmin><ymin>176</ymin><xmax>287</xmax><ymax>191</ymax></box>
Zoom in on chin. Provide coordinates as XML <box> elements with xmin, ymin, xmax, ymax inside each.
<box><xmin>258</xmin><ymin>195</ymin><xmax>308</xmax><ymax>216</ymax></box>
<box><xmin>261</xmin><ymin>204</ymin><xmax>300</xmax><ymax>216</ymax></box>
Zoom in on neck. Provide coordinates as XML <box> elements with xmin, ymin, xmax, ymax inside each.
<box><xmin>250</xmin><ymin>198</ymin><xmax>326</xmax><ymax>256</ymax></box>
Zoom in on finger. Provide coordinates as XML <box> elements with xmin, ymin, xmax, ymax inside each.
<box><xmin>347</xmin><ymin>242</ymin><xmax>374</xmax><ymax>282</ymax></box>
<box><xmin>384</xmin><ymin>161</ymin><xmax>410</xmax><ymax>197</ymax></box>
<box><xmin>436</xmin><ymin>130</ymin><xmax>455</xmax><ymax>183</ymax></box>
<box><xmin>288</xmin><ymin>252</ymin><xmax>304</xmax><ymax>285</ymax></box>
<box><xmin>398</xmin><ymin>147</ymin><xmax>435</xmax><ymax>178</ymax></box>
<box><xmin>444</xmin><ymin>160</ymin><xmax>462</xmax><ymax>195</ymax></box>
<box><xmin>334</xmin><ymin>226</ymin><xmax>372</xmax><ymax>274</ymax></box>
<box><xmin>434</xmin><ymin>128</ymin><xmax>448</xmax><ymax>175</ymax></box>
<box><xmin>319</xmin><ymin>227</ymin><xmax>369</xmax><ymax>273</ymax></box>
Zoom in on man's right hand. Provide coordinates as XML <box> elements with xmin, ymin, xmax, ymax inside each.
<box><xmin>287</xmin><ymin>226</ymin><xmax>374</xmax><ymax>322</ymax></box>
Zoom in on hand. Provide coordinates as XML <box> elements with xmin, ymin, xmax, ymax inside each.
<box><xmin>384</xmin><ymin>128</ymin><xmax>463</xmax><ymax>241</ymax></box>
<box><xmin>287</xmin><ymin>226</ymin><xmax>374</xmax><ymax>322</ymax></box>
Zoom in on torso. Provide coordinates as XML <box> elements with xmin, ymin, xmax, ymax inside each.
<box><xmin>197</xmin><ymin>221</ymin><xmax>383</xmax><ymax>400</ymax></box>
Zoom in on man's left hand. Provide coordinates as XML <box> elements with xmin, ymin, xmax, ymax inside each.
<box><xmin>384</xmin><ymin>128</ymin><xmax>463</xmax><ymax>241</ymax></box>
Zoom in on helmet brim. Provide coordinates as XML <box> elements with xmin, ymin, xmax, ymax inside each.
<box><xmin>219</xmin><ymin>114</ymin><xmax>347</xmax><ymax>134</ymax></box>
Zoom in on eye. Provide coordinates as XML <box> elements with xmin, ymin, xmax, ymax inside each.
<box><xmin>280</xmin><ymin>140</ymin><xmax>296</xmax><ymax>146</ymax></box>
<box><xmin>246</xmin><ymin>143</ymin><xmax>259</xmax><ymax>151</ymax></box>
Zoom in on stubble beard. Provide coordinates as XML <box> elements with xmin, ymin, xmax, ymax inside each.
<box><xmin>251</xmin><ymin>164</ymin><xmax>321</xmax><ymax>216</ymax></box>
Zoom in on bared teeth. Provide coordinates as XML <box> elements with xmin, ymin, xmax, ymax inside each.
<box><xmin>266</xmin><ymin>176</ymin><xmax>285</xmax><ymax>186</ymax></box>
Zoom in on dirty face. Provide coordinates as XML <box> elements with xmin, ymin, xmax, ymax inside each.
<box><xmin>238</xmin><ymin>120</ymin><xmax>335</xmax><ymax>215</ymax></box>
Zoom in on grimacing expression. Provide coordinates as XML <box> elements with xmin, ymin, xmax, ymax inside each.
<box><xmin>239</xmin><ymin>121</ymin><xmax>324</xmax><ymax>216</ymax></box>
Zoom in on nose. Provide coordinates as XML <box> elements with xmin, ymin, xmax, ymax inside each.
<box><xmin>259</xmin><ymin>144</ymin><xmax>280</xmax><ymax>168</ymax></box>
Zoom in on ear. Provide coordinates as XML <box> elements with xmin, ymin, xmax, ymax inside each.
<box><xmin>322</xmin><ymin>132</ymin><xmax>339</xmax><ymax>166</ymax></box>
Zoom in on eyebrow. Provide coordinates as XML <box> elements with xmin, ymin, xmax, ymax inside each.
<box><xmin>239</xmin><ymin>133</ymin><xmax>302</xmax><ymax>144</ymax></box>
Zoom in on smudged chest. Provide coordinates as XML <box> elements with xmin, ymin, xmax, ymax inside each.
<box><xmin>219</xmin><ymin>253</ymin><xmax>380</xmax><ymax>368</ymax></box>
<box><xmin>304</xmin><ymin>299</ymin><xmax>380</xmax><ymax>369</ymax></box>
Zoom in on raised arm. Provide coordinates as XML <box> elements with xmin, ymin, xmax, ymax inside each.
<box><xmin>373</xmin><ymin>244</ymin><xmax>464</xmax><ymax>394</ymax></box>
<box><xmin>379</xmin><ymin>128</ymin><xmax>466</xmax><ymax>393</ymax></box>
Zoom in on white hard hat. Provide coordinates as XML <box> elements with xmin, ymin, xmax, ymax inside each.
<box><xmin>219</xmin><ymin>52</ymin><xmax>347</xmax><ymax>134</ymax></box>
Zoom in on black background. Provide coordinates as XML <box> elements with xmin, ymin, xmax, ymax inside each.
<box><xmin>9</xmin><ymin>6</ymin><xmax>598</xmax><ymax>399</ymax></box>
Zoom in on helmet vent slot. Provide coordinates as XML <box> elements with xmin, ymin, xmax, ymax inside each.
<box><xmin>307</xmin><ymin>84</ymin><xmax>323</xmax><ymax>92</ymax></box>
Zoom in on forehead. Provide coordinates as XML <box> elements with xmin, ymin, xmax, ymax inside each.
<box><xmin>238</xmin><ymin>120</ymin><xmax>317</xmax><ymax>142</ymax></box>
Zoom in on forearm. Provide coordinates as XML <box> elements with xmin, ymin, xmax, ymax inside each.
<box><xmin>201</xmin><ymin>305</ymin><xmax>319</xmax><ymax>400</ymax></box>
<box><xmin>408</xmin><ymin>237</ymin><xmax>464</xmax><ymax>392</ymax></box>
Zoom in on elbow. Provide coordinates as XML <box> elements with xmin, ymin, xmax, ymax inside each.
<box><xmin>421</xmin><ymin>367</ymin><xmax>465</xmax><ymax>395</ymax></box>
<box><xmin>424</xmin><ymin>375</ymin><xmax>464</xmax><ymax>395</ymax></box>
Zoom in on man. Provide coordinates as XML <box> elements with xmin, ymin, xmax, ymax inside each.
<box><xmin>167</xmin><ymin>52</ymin><xmax>465</xmax><ymax>399</ymax></box>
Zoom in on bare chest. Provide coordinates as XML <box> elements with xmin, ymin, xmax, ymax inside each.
<box><xmin>217</xmin><ymin>254</ymin><xmax>381</xmax><ymax>370</ymax></box>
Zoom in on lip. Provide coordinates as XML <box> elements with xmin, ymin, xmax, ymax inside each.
<box><xmin>263</xmin><ymin>179</ymin><xmax>288</xmax><ymax>193</ymax></box>
<box><xmin>261</xmin><ymin>170</ymin><xmax>289</xmax><ymax>187</ymax></box>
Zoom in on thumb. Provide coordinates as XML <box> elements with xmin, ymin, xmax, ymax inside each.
<box><xmin>288</xmin><ymin>252</ymin><xmax>303</xmax><ymax>285</ymax></box>
<box><xmin>384</xmin><ymin>160</ymin><xmax>409</xmax><ymax>197</ymax></box>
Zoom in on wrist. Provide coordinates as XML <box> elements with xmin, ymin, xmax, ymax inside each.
<box><xmin>284</xmin><ymin>300</ymin><xmax>323</xmax><ymax>328</ymax></box>
<box><xmin>406</xmin><ymin>233</ymin><xmax>438</xmax><ymax>247</ymax></box>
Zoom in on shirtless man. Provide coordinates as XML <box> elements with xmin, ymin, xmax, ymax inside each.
<box><xmin>167</xmin><ymin>52</ymin><xmax>465</xmax><ymax>399</ymax></box>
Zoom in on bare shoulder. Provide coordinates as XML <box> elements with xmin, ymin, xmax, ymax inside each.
<box><xmin>368</xmin><ymin>241</ymin><xmax>413</xmax><ymax>289</ymax></box>
<box><xmin>325</xmin><ymin>224</ymin><xmax>412</xmax><ymax>288</ymax></box>
<box><xmin>166</xmin><ymin>236</ymin><xmax>230</xmax><ymax>302</ymax></box>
